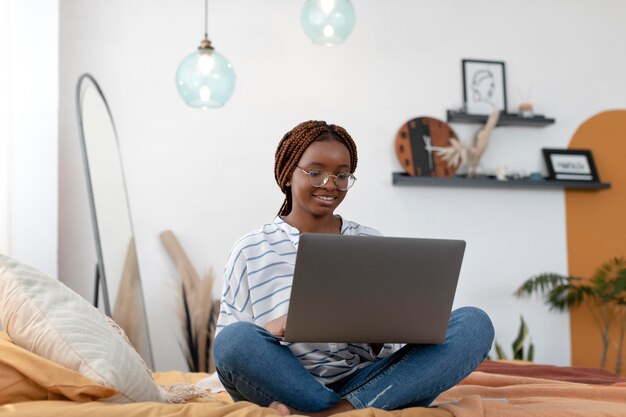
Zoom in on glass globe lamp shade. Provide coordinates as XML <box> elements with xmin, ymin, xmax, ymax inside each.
<box><xmin>175</xmin><ymin>44</ymin><xmax>236</xmax><ymax>108</ymax></box>
<box><xmin>300</xmin><ymin>0</ymin><xmax>355</xmax><ymax>46</ymax></box>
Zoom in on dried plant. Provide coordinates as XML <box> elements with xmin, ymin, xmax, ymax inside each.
<box><xmin>437</xmin><ymin>108</ymin><xmax>501</xmax><ymax>177</ymax></box>
<box><xmin>112</xmin><ymin>239</ymin><xmax>150</xmax><ymax>362</ymax></box>
<box><xmin>177</xmin><ymin>269</ymin><xmax>219</xmax><ymax>373</ymax></box>
<box><xmin>160</xmin><ymin>230</ymin><xmax>219</xmax><ymax>373</ymax></box>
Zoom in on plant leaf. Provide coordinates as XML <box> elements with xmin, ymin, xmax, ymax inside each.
<box><xmin>527</xmin><ymin>341</ymin><xmax>535</xmax><ymax>362</ymax></box>
<box><xmin>512</xmin><ymin>316</ymin><xmax>528</xmax><ymax>359</ymax></box>
<box><xmin>515</xmin><ymin>273</ymin><xmax>571</xmax><ymax>298</ymax></box>
<box><xmin>495</xmin><ymin>341</ymin><xmax>507</xmax><ymax>360</ymax></box>
<box><xmin>181</xmin><ymin>282</ymin><xmax>199</xmax><ymax>371</ymax></box>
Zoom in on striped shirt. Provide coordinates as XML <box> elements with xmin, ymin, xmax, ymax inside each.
<box><xmin>216</xmin><ymin>216</ymin><xmax>403</xmax><ymax>385</ymax></box>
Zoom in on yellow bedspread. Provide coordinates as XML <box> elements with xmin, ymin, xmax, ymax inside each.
<box><xmin>3</xmin><ymin>331</ymin><xmax>626</xmax><ymax>416</ymax></box>
<box><xmin>0</xmin><ymin>331</ymin><xmax>449</xmax><ymax>417</ymax></box>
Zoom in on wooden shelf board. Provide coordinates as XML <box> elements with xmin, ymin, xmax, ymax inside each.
<box><xmin>446</xmin><ymin>110</ymin><xmax>556</xmax><ymax>127</ymax></box>
<box><xmin>392</xmin><ymin>172</ymin><xmax>611</xmax><ymax>190</ymax></box>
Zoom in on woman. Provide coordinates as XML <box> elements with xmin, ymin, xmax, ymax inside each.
<box><xmin>213</xmin><ymin>120</ymin><xmax>494</xmax><ymax>416</ymax></box>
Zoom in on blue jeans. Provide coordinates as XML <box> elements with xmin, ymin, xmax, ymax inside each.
<box><xmin>213</xmin><ymin>307</ymin><xmax>493</xmax><ymax>412</ymax></box>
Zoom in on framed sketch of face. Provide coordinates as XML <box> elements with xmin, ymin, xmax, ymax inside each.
<box><xmin>462</xmin><ymin>59</ymin><xmax>507</xmax><ymax>116</ymax></box>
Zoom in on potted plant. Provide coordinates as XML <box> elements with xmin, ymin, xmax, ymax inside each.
<box><xmin>515</xmin><ymin>257</ymin><xmax>626</xmax><ymax>372</ymax></box>
<box><xmin>493</xmin><ymin>316</ymin><xmax>535</xmax><ymax>362</ymax></box>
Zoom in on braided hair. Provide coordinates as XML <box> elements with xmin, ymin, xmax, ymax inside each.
<box><xmin>274</xmin><ymin>120</ymin><xmax>358</xmax><ymax>216</ymax></box>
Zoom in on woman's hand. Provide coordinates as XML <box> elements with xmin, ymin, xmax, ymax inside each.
<box><xmin>263</xmin><ymin>315</ymin><xmax>288</xmax><ymax>337</ymax></box>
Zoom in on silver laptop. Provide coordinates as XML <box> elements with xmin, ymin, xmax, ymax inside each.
<box><xmin>284</xmin><ymin>234</ymin><xmax>465</xmax><ymax>344</ymax></box>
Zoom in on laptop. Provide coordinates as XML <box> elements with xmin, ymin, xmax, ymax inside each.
<box><xmin>284</xmin><ymin>233</ymin><xmax>465</xmax><ymax>344</ymax></box>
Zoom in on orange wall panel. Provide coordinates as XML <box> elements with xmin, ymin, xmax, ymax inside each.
<box><xmin>566</xmin><ymin>110</ymin><xmax>626</xmax><ymax>374</ymax></box>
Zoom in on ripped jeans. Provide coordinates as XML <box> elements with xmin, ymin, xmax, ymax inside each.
<box><xmin>213</xmin><ymin>307</ymin><xmax>494</xmax><ymax>412</ymax></box>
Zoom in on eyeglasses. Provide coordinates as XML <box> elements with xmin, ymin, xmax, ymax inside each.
<box><xmin>296</xmin><ymin>167</ymin><xmax>356</xmax><ymax>191</ymax></box>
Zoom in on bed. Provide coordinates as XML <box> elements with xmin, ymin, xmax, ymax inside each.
<box><xmin>2</xmin><ymin>253</ymin><xmax>626</xmax><ymax>417</ymax></box>
<box><xmin>2</xmin><ymin>329</ymin><xmax>626</xmax><ymax>417</ymax></box>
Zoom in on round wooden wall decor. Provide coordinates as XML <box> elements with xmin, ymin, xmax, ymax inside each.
<box><xmin>395</xmin><ymin>117</ymin><xmax>459</xmax><ymax>177</ymax></box>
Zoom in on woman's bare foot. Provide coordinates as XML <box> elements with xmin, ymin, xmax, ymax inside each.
<box><xmin>268</xmin><ymin>400</ymin><xmax>355</xmax><ymax>417</ymax></box>
<box><xmin>269</xmin><ymin>401</ymin><xmax>292</xmax><ymax>416</ymax></box>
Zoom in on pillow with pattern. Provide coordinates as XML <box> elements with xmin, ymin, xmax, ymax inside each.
<box><xmin>0</xmin><ymin>254</ymin><xmax>163</xmax><ymax>403</ymax></box>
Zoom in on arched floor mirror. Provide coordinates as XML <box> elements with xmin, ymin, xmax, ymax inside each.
<box><xmin>76</xmin><ymin>73</ymin><xmax>154</xmax><ymax>368</ymax></box>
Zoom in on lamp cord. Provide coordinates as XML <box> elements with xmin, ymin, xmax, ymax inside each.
<box><xmin>204</xmin><ymin>0</ymin><xmax>208</xmax><ymax>40</ymax></box>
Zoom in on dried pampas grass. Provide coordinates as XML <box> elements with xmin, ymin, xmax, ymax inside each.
<box><xmin>160</xmin><ymin>230</ymin><xmax>219</xmax><ymax>373</ymax></box>
<box><xmin>112</xmin><ymin>239</ymin><xmax>153</xmax><ymax>368</ymax></box>
<box><xmin>179</xmin><ymin>271</ymin><xmax>220</xmax><ymax>373</ymax></box>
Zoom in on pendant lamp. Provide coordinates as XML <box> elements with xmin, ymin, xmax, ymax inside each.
<box><xmin>176</xmin><ymin>0</ymin><xmax>236</xmax><ymax>108</ymax></box>
<box><xmin>300</xmin><ymin>0</ymin><xmax>356</xmax><ymax>46</ymax></box>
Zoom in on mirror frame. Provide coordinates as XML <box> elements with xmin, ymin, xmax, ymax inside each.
<box><xmin>75</xmin><ymin>73</ymin><xmax>155</xmax><ymax>368</ymax></box>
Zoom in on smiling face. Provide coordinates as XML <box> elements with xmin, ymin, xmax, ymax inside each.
<box><xmin>288</xmin><ymin>139</ymin><xmax>352</xmax><ymax>223</ymax></box>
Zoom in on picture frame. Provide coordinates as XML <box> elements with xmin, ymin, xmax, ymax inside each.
<box><xmin>462</xmin><ymin>59</ymin><xmax>507</xmax><ymax>116</ymax></box>
<box><xmin>542</xmin><ymin>148</ymin><xmax>600</xmax><ymax>182</ymax></box>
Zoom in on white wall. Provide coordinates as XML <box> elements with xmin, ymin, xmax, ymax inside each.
<box><xmin>59</xmin><ymin>0</ymin><xmax>626</xmax><ymax>371</ymax></box>
<box><xmin>0</xmin><ymin>1</ymin><xmax>10</xmax><ymax>256</ymax></box>
<box><xmin>0</xmin><ymin>0</ymin><xmax>58</xmax><ymax>276</ymax></box>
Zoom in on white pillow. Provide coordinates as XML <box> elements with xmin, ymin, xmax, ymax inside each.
<box><xmin>0</xmin><ymin>254</ymin><xmax>164</xmax><ymax>403</ymax></box>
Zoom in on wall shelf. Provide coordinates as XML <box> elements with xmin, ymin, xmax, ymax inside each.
<box><xmin>446</xmin><ymin>110</ymin><xmax>556</xmax><ymax>127</ymax></box>
<box><xmin>392</xmin><ymin>172</ymin><xmax>611</xmax><ymax>190</ymax></box>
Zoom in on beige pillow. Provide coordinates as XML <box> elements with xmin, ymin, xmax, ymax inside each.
<box><xmin>0</xmin><ymin>254</ymin><xmax>163</xmax><ymax>403</ymax></box>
